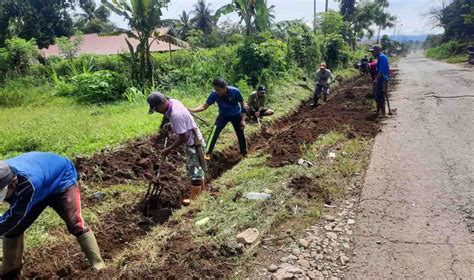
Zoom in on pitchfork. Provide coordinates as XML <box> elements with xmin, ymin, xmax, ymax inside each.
<box><xmin>145</xmin><ymin>134</ymin><xmax>168</xmax><ymax>206</ymax></box>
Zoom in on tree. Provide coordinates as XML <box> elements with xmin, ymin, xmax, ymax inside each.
<box><xmin>191</xmin><ymin>0</ymin><xmax>216</xmax><ymax>44</ymax></box>
<box><xmin>0</xmin><ymin>0</ymin><xmax>75</xmax><ymax>48</ymax></box>
<box><xmin>339</xmin><ymin>0</ymin><xmax>356</xmax><ymax>23</ymax></box>
<box><xmin>374</xmin><ymin>0</ymin><xmax>396</xmax><ymax>44</ymax></box>
<box><xmin>178</xmin><ymin>11</ymin><xmax>192</xmax><ymax>40</ymax></box>
<box><xmin>216</xmin><ymin>0</ymin><xmax>273</xmax><ymax>36</ymax></box>
<box><xmin>74</xmin><ymin>0</ymin><xmax>116</xmax><ymax>34</ymax></box>
<box><xmin>428</xmin><ymin>0</ymin><xmax>474</xmax><ymax>40</ymax></box>
<box><xmin>102</xmin><ymin>0</ymin><xmax>170</xmax><ymax>85</ymax></box>
<box><xmin>56</xmin><ymin>32</ymin><xmax>84</xmax><ymax>60</ymax></box>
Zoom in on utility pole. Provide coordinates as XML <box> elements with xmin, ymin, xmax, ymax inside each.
<box><xmin>325</xmin><ymin>0</ymin><xmax>329</xmax><ymax>12</ymax></box>
<box><xmin>314</xmin><ymin>0</ymin><xmax>317</xmax><ymax>32</ymax></box>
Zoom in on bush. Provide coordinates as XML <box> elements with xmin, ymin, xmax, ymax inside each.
<box><xmin>3</xmin><ymin>37</ymin><xmax>39</xmax><ymax>74</ymax></box>
<box><xmin>426</xmin><ymin>40</ymin><xmax>463</xmax><ymax>59</ymax></box>
<box><xmin>237</xmin><ymin>37</ymin><xmax>288</xmax><ymax>87</ymax></box>
<box><xmin>0</xmin><ymin>77</ymin><xmax>53</xmax><ymax>107</ymax></box>
<box><xmin>70</xmin><ymin>70</ymin><xmax>127</xmax><ymax>103</ymax></box>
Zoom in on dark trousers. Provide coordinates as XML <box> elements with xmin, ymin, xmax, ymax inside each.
<box><xmin>206</xmin><ymin>114</ymin><xmax>247</xmax><ymax>155</ymax></box>
<box><xmin>5</xmin><ymin>184</ymin><xmax>89</xmax><ymax>238</ymax></box>
<box><xmin>376</xmin><ymin>77</ymin><xmax>390</xmax><ymax>106</ymax></box>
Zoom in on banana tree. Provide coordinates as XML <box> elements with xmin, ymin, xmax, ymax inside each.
<box><xmin>216</xmin><ymin>0</ymin><xmax>273</xmax><ymax>36</ymax></box>
<box><xmin>101</xmin><ymin>0</ymin><xmax>170</xmax><ymax>85</ymax></box>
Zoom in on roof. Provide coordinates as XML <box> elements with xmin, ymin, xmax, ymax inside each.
<box><xmin>41</xmin><ymin>30</ymin><xmax>188</xmax><ymax>57</ymax></box>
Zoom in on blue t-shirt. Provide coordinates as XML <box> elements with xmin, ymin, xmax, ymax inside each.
<box><xmin>6</xmin><ymin>152</ymin><xmax>78</xmax><ymax>202</ymax></box>
<box><xmin>1</xmin><ymin>152</ymin><xmax>78</xmax><ymax>236</ymax></box>
<box><xmin>376</xmin><ymin>53</ymin><xmax>390</xmax><ymax>81</ymax></box>
<box><xmin>206</xmin><ymin>86</ymin><xmax>243</xmax><ymax>117</ymax></box>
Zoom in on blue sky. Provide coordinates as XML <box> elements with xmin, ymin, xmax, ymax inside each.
<box><xmin>104</xmin><ymin>0</ymin><xmax>444</xmax><ymax>35</ymax></box>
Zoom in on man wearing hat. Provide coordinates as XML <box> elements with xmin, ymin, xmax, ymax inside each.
<box><xmin>369</xmin><ymin>45</ymin><xmax>390</xmax><ymax>117</ymax></box>
<box><xmin>312</xmin><ymin>62</ymin><xmax>335</xmax><ymax>107</ymax></box>
<box><xmin>147</xmin><ymin>93</ymin><xmax>207</xmax><ymax>199</ymax></box>
<box><xmin>0</xmin><ymin>152</ymin><xmax>105</xmax><ymax>277</ymax></box>
<box><xmin>247</xmin><ymin>85</ymin><xmax>274</xmax><ymax>121</ymax></box>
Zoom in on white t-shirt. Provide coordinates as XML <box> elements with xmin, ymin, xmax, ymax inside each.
<box><xmin>165</xmin><ymin>99</ymin><xmax>203</xmax><ymax>146</ymax></box>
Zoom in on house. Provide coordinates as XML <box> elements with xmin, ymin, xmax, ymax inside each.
<box><xmin>41</xmin><ymin>27</ymin><xmax>189</xmax><ymax>57</ymax></box>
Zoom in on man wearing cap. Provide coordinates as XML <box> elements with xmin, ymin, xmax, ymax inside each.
<box><xmin>370</xmin><ymin>45</ymin><xmax>390</xmax><ymax>117</ymax></box>
<box><xmin>312</xmin><ymin>62</ymin><xmax>335</xmax><ymax>107</ymax></box>
<box><xmin>247</xmin><ymin>85</ymin><xmax>274</xmax><ymax>121</ymax></box>
<box><xmin>0</xmin><ymin>152</ymin><xmax>105</xmax><ymax>277</ymax></box>
<box><xmin>148</xmin><ymin>93</ymin><xmax>207</xmax><ymax>199</ymax></box>
<box><xmin>190</xmin><ymin>78</ymin><xmax>247</xmax><ymax>158</ymax></box>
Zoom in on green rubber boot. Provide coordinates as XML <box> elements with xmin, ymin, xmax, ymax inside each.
<box><xmin>76</xmin><ymin>231</ymin><xmax>106</xmax><ymax>270</ymax></box>
<box><xmin>1</xmin><ymin>234</ymin><xmax>24</xmax><ymax>279</ymax></box>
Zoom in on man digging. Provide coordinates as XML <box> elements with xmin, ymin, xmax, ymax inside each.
<box><xmin>312</xmin><ymin>63</ymin><xmax>335</xmax><ymax>107</ymax></box>
<box><xmin>247</xmin><ymin>85</ymin><xmax>274</xmax><ymax>123</ymax></box>
<box><xmin>147</xmin><ymin>92</ymin><xmax>207</xmax><ymax>201</ymax></box>
<box><xmin>0</xmin><ymin>152</ymin><xmax>105</xmax><ymax>278</ymax></box>
<box><xmin>190</xmin><ymin>78</ymin><xmax>248</xmax><ymax>159</ymax></box>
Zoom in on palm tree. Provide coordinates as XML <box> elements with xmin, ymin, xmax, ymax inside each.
<box><xmin>178</xmin><ymin>11</ymin><xmax>192</xmax><ymax>40</ymax></box>
<box><xmin>191</xmin><ymin>0</ymin><xmax>215</xmax><ymax>42</ymax></box>
<box><xmin>75</xmin><ymin>0</ymin><xmax>114</xmax><ymax>33</ymax></box>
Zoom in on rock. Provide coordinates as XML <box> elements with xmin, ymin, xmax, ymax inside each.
<box><xmin>342</xmin><ymin>243</ymin><xmax>350</xmax><ymax>249</ymax></box>
<box><xmin>328</xmin><ymin>152</ymin><xmax>337</xmax><ymax>159</ymax></box>
<box><xmin>298</xmin><ymin>239</ymin><xmax>311</xmax><ymax>248</ymax></box>
<box><xmin>346</xmin><ymin>230</ymin><xmax>353</xmax><ymax>235</ymax></box>
<box><xmin>268</xmin><ymin>264</ymin><xmax>279</xmax><ymax>272</ymax></box>
<box><xmin>327</xmin><ymin>232</ymin><xmax>338</xmax><ymax>240</ymax></box>
<box><xmin>288</xmin><ymin>254</ymin><xmax>298</xmax><ymax>260</ymax></box>
<box><xmin>315</xmin><ymin>253</ymin><xmax>323</xmax><ymax>260</ymax></box>
<box><xmin>308</xmin><ymin>270</ymin><xmax>324</xmax><ymax>279</ymax></box>
<box><xmin>340</xmin><ymin>255</ymin><xmax>350</xmax><ymax>265</ymax></box>
<box><xmin>292</xmin><ymin>248</ymin><xmax>301</xmax><ymax>255</ymax></box>
<box><xmin>236</xmin><ymin>228</ymin><xmax>260</xmax><ymax>244</ymax></box>
<box><xmin>279</xmin><ymin>263</ymin><xmax>303</xmax><ymax>274</ymax></box>
<box><xmin>324</xmin><ymin>225</ymin><xmax>333</xmax><ymax>231</ymax></box>
<box><xmin>324</xmin><ymin>215</ymin><xmax>336</xmax><ymax>222</ymax></box>
<box><xmin>347</xmin><ymin>219</ymin><xmax>355</xmax><ymax>225</ymax></box>
<box><xmin>297</xmin><ymin>259</ymin><xmax>310</xmax><ymax>268</ymax></box>
<box><xmin>333</xmin><ymin>227</ymin><xmax>344</xmax><ymax>232</ymax></box>
<box><xmin>94</xmin><ymin>191</ymin><xmax>105</xmax><ymax>200</ymax></box>
<box><xmin>282</xmin><ymin>273</ymin><xmax>295</xmax><ymax>280</ymax></box>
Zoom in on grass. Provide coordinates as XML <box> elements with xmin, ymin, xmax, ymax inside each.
<box><xmin>425</xmin><ymin>40</ymin><xmax>473</xmax><ymax>64</ymax></box>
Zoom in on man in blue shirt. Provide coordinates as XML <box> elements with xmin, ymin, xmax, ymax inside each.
<box><xmin>370</xmin><ymin>45</ymin><xmax>390</xmax><ymax>117</ymax></box>
<box><xmin>0</xmin><ymin>152</ymin><xmax>105</xmax><ymax>277</ymax></box>
<box><xmin>190</xmin><ymin>78</ymin><xmax>247</xmax><ymax>158</ymax></box>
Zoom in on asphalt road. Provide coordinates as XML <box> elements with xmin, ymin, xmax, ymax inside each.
<box><xmin>347</xmin><ymin>52</ymin><xmax>474</xmax><ymax>279</ymax></box>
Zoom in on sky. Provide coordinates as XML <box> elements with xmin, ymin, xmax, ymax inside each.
<box><xmin>103</xmin><ymin>0</ymin><xmax>444</xmax><ymax>36</ymax></box>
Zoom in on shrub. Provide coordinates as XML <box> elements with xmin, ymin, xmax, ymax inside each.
<box><xmin>4</xmin><ymin>37</ymin><xmax>39</xmax><ymax>74</ymax></box>
<box><xmin>426</xmin><ymin>41</ymin><xmax>463</xmax><ymax>59</ymax></box>
<box><xmin>237</xmin><ymin>37</ymin><xmax>288</xmax><ymax>87</ymax></box>
<box><xmin>70</xmin><ymin>70</ymin><xmax>127</xmax><ymax>103</ymax></box>
<box><xmin>0</xmin><ymin>77</ymin><xmax>53</xmax><ymax>107</ymax></box>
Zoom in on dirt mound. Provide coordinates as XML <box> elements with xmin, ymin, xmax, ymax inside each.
<box><xmin>265</xmin><ymin>81</ymin><xmax>378</xmax><ymax>167</ymax></box>
<box><xmin>288</xmin><ymin>176</ymin><xmax>333</xmax><ymax>204</ymax></box>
